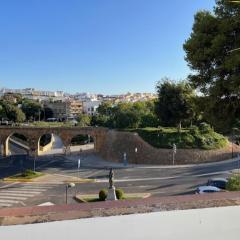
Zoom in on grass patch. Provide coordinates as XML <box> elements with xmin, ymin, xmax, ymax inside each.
<box><xmin>226</xmin><ymin>174</ymin><xmax>240</xmax><ymax>191</ymax></box>
<box><xmin>6</xmin><ymin>169</ymin><xmax>44</xmax><ymax>180</ymax></box>
<box><xmin>30</xmin><ymin>121</ymin><xmax>74</xmax><ymax>127</ymax></box>
<box><xmin>127</xmin><ymin>126</ymin><xmax>228</xmax><ymax>150</ymax></box>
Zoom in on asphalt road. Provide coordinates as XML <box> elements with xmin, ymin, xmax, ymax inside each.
<box><xmin>0</xmin><ymin>152</ymin><xmax>239</xmax><ymax>208</ymax></box>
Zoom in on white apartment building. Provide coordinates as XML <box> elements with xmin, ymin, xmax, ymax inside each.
<box><xmin>83</xmin><ymin>100</ymin><xmax>102</xmax><ymax>116</ymax></box>
<box><xmin>0</xmin><ymin>88</ymin><xmax>64</xmax><ymax>101</ymax></box>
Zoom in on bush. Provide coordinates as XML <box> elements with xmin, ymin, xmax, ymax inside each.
<box><xmin>99</xmin><ymin>189</ymin><xmax>108</xmax><ymax>201</ymax></box>
<box><xmin>189</xmin><ymin>125</ymin><xmax>199</xmax><ymax>135</ymax></box>
<box><xmin>199</xmin><ymin>122</ymin><xmax>213</xmax><ymax>134</ymax></box>
<box><xmin>21</xmin><ymin>169</ymin><xmax>36</xmax><ymax>177</ymax></box>
<box><xmin>115</xmin><ymin>189</ymin><xmax>124</xmax><ymax>200</ymax></box>
<box><xmin>226</xmin><ymin>175</ymin><xmax>240</xmax><ymax>191</ymax></box>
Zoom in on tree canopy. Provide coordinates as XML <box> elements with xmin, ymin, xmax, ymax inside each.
<box><xmin>183</xmin><ymin>0</ymin><xmax>240</xmax><ymax>131</ymax></box>
<box><xmin>155</xmin><ymin>79</ymin><xmax>196</xmax><ymax>127</ymax></box>
<box><xmin>94</xmin><ymin>100</ymin><xmax>159</xmax><ymax>129</ymax></box>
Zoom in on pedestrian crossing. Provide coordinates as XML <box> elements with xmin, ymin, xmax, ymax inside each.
<box><xmin>0</xmin><ymin>183</ymin><xmax>60</xmax><ymax>208</ymax></box>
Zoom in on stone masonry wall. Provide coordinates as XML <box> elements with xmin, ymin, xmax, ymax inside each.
<box><xmin>98</xmin><ymin>130</ymin><xmax>239</xmax><ymax>165</ymax></box>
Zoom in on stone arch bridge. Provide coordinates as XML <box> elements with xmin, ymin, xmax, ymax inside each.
<box><xmin>0</xmin><ymin>126</ymin><xmax>235</xmax><ymax>165</ymax></box>
<box><xmin>0</xmin><ymin>126</ymin><xmax>108</xmax><ymax>157</ymax></box>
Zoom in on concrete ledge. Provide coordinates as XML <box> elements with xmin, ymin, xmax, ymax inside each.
<box><xmin>0</xmin><ymin>192</ymin><xmax>240</xmax><ymax>226</ymax></box>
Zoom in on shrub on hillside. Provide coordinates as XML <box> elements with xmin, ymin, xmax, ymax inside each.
<box><xmin>99</xmin><ymin>189</ymin><xmax>108</xmax><ymax>201</ymax></box>
<box><xmin>199</xmin><ymin>122</ymin><xmax>213</xmax><ymax>134</ymax></box>
<box><xmin>189</xmin><ymin>125</ymin><xmax>199</xmax><ymax>135</ymax></box>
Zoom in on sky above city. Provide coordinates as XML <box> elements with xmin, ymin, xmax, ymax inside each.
<box><xmin>0</xmin><ymin>0</ymin><xmax>215</xmax><ymax>94</ymax></box>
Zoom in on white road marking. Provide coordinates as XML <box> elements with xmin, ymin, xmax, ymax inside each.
<box><xmin>0</xmin><ymin>203</ymin><xmax>12</xmax><ymax>207</ymax></box>
<box><xmin>96</xmin><ymin>170</ymin><xmax>230</xmax><ymax>183</ymax></box>
<box><xmin>0</xmin><ymin>190</ymin><xmax>42</xmax><ymax>194</ymax></box>
<box><xmin>0</xmin><ymin>196</ymin><xmax>27</xmax><ymax>200</ymax></box>
<box><xmin>0</xmin><ymin>183</ymin><xmax>59</xmax><ymax>208</ymax></box>
<box><xmin>84</xmin><ymin>170</ymin><xmax>105</xmax><ymax>178</ymax></box>
<box><xmin>0</xmin><ymin>192</ymin><xmax>37</xmax><ymax>197</ymax></box>
<box><xmin>18</xmin><ymin>188</ymin><xmax>47</xmax><ymax>192</ymax></box>
<box><xmin>0</xmin><ymin>182</ymin><xmax>18</xmax><ymax>189</ymax></box>
<box><xmin>0</xmin><ymin>199</ymin><xmax>19</xmax><ymax>204</ymax></box>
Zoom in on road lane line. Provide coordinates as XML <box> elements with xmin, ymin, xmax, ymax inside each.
<box><xmin>96</xmin><ymin>170</ymin><xmax>231</xmax><ymax>183</ymax></box>
<box><xmin>84</xmin><ymin>170</ymin><xmax>105</xmax><ymax>178</ymax></box>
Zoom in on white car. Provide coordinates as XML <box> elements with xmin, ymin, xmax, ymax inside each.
<box><xmin>195</xmin><ymin>185</ymin><xmax>221</xmax><ymax>194</ymax></box>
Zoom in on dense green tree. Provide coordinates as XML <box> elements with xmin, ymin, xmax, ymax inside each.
<box><xmin>140</xmin><ymin>113</ymin><xmax>159</xmax><ymax>128</ymax></box>
<box><xmin>97</xmin><ymin>101</ymin><xmax>113</xmax><ymax>116</ymax></box>
<box><xmin>95</xmin><ymin>100</ymin><xmax>158</xmax><ymax>129</ymax></box>
<box><xmin>0</xmin><ymin>104</ymin><xmax>7</xmax><ymax>119</ymax></box>
<box><xmin>155</xmin><ymin>79</ymin><xmax>196</xmax><ymax>127</ymax></box>
<box><xmin>77</xmin><ymin>113</ymin><xmax>91</xmax><ymax>127</ymax></box>
<box><xmin>42</xmin><ymin>107</ymin><xmax>54</xmax><ymax>120</ymax></box>
<box><xmin>91</xmin><ymin>114</ymin><xmax>113</xmax><ymax>127</ymax></box>
<box><xmin>0</xmin><ymin>101</ymin><xmax>26</xmax><ymax>122</ymax></box>
<box><xmin>21</xmin><ymin>99</ymin><xmax>43</xmax><ymax>121</ymax></box>
<box><xmin>114</xmin><ymin>110</ymin><xmax>141</xmax><ymax>129</ymax></box>
<box><xmin>183</xmin><ymin>0</ymin><xmax>240</xmax><ymax>131</ymax></box>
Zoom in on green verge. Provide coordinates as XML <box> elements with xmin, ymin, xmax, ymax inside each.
<box><xmin>127</xmin><ymin>127</ymin><xmax>228</xmax><ymax>150</ymax></box>
<box><xmin>3</xmin><ymin>169</ymin><xmax>44</xmax><ymax>182</ymax></box>
<box><xmin>30</xmin><ymin>121</ymin><xmax>74</xmax><ymax>127</ymax></box>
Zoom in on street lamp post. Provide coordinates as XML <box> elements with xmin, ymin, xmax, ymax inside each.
<box><xmin>65</xmin><ymin>183</ymin><xmax>75</xmax><ymax>204</ymax></box>
<box><xmin>123</xmin><ymin>152</ymin><xmax>127</xmax><ymax>166</ymax></box>
<box><xmin>232</xmin><ymin>128</ymin><xmax>239</xmax><ymax>158</ymax></box>
<box><xmin>33</xmin><ymin>153</ymin><xmax>36</xmax><ymax>172</ymax></box>
<box><xmin>77</xmin><ymin>158</ymin><xmax>81</xmax><ymax>179</ymax></box>
<box><xmin>172</xmin><ymin>143</ymin><xmax>177</xmax><ymax>165</ymax></box>
<box><xmin>135</xmin><ymin>147</ymin><xmax>138</xmax><ymax>164</ymax></box>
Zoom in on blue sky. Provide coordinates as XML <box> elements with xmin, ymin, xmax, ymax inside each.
<box><xmin>0</xmin><ymin>0</ymin><xmax>215</xmax><ymax>94</ymax></box>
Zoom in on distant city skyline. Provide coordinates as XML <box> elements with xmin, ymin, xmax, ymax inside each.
<box><xmin>0</xmin><ymin>0</ymin><xmax>215</xmax><ymax>94</ymax></box>
<box><xmin>0</xmin><ymin>86</ymin><xmax>155</xmax><ymax>96</ymax></box>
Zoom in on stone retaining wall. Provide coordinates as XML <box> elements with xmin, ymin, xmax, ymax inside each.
<box><xmin>98</xmin><ymin>130</ymin><xmax>240</xmax><ymax>165</ymax></box>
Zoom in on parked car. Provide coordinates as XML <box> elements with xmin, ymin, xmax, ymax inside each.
<box><xmin>195</xmin><ymin>186</ymin><xmax>221</xmax><ymax>194</ymax></box>
<box><xmin>0</xmin><ymin>118</ymin><xmax>13</xmax><ymax>126</ymax></box>
<box><xmin>207</xmin><ymin>178</ymin><xmax>228</xmax><ymax>189</ymax></box>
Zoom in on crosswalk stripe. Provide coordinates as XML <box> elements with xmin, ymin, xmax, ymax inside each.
<box><xmin>0</xmin><ymin>196</ymin><xmax>27</xmax><ymax>200</ymax></box>
<box><xmin>0</xmin><ymin>192</ymin><xmax>35</xmax><ymax>197</ymax></box>
<box><xmin>18</xmin><ymin>188</ymin><xmax>47</xmax><ymax>191</ymax></box>
<box><xmin>21</xmin><ymin>183</ymin><xmax>59</xmax><ymax>188</ymax></box>
<box><xmin>0</xmin><ymin>190</ymin><xmax>41</xmax><ymax>194</ymax></box>
<box><xmin>19</xmin><ymin>186</ymin><xmax>51</xmax><ymax>189</ymax></box>
<box><xmin>0</xmin><ymin>183</ymin><xmax>60</xmax><ymax>208</ymax></box>
<box><xmin>0</xmin><ymin>199</ymin><xmax>19</xmax><ymax>203</ymax></box>
<box><xmin>0</xmin><ymin>203</ymin><xmax>12</xmax><ymax>207</ymax></box>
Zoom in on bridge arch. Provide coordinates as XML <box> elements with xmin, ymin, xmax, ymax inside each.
<box><xmin>70</xmin><ymin>133</ymin><xmax>95</xmax><ymax>153</ymax></box>
<box><xmin>3</xmin><ymin>132</ymin><xmax>31</xmax><ymax>156</ymax></box>
<box><xmin>0</xmin><ymin>126</ymin><xmax>108</xmax><ymax>157</ymax></box>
